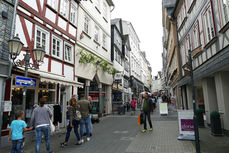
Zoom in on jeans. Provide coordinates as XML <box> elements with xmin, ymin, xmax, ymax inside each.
<box><xmin>35</xmin><ymin>126</ymin><xmax>50</xmax><ymax>153</ymax></box>
<box><xmin>11</xmin><ymin>139</ymin><xmax>23</xmax><ymax>153</ymax></box>
<box><xmin>88</xmin><ymin>115</ymin><xmax>93</xmax><ymax>134</ymax></box>
<box><xmin>143</xmin><ymin>111</ymin><xmax>152</xmax><ymax>130</ymax></box>
<box><xmin>64</xmin><ymin>120</ymin><xmax>80</xmax><ymax>142</ymax></box>
<box><xmin>80</xmin><ymin>117</ymin><xmax>90</xmax><ymax>137</ymax></box>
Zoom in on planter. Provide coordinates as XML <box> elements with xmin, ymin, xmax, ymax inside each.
<box><xmin>196</xmin><ymin>109</ymin><xmax>205</xmax><ymax>127</ymax></box>
<box><xmin>210</xmin><ymin>111</ymin><xmax>223</xmax><ymax>136</ymax></box>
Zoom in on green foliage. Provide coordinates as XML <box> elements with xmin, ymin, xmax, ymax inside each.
<box><xmin>78</xmin><ymin>50</ymin><xmax>118</xmax><ymax>75</ymax></box>
<box><xmin>210</xmin><ymin>111</ymin><xmax>220</xmax><ymax>118</ymax></box>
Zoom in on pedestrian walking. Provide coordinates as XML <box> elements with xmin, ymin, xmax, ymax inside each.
<box><xmin>30</xmin><ymin>98</ymin><xmax>53</xmax><ymax>153</ymax></box>
<box><xmin>8</xmin><ymin>110</ymin><xmax>32</xmax><ymax>153</ymax></box>
<box><xmin>61</xmin><ymin>97</ymin><xmax>81</xmax><ymax>147</ymax></box>
<box><xmin>78</xmin><ymin>94</ymin><xmax>92</xmax><ymax>143</ymax></box>
<box><xmin>88</xmin><ymin>96</ymin><xmax>93</xmax><ymax>137</ymax></box>
<box><xmin>131</xmin><ymin>99</ymin><xmax>136</xmax><ymax>115</ymax></box>
<box><xmin>141</xmin><ymin>92</ymin><xmax>153</xmax><ymax>133</ymax></box>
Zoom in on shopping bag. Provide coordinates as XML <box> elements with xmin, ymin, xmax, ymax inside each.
<box><xmin>50</xmin><ymin>119</ymin><xmax>55</xmax><ymax>135</ymax></box>
<box><xmin>138</xmin><ymin>112</ymin><xmax>144</xmax><ymax>126</ymax></box>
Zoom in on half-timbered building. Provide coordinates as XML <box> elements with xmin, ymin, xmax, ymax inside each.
<box><xmin>173</xmin><ymin>0</ymin><xmax>229</xmax><ymax>131</ymax></box>
<box><xmin>2</xmin><ymin>0</ymin><xmax>84</xmax><ymax>135</ymax></box>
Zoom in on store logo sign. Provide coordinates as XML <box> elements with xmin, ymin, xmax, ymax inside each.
<box><xmin>15</xmin><ymin>76</ymin><xmax>36</xmax><ymax>87</ymax></box>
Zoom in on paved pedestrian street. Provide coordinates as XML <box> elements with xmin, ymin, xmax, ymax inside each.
<box><xmin>0</xmin><ymin>109</ymin><xmax>196</xmax><ymax>153</ymax></box>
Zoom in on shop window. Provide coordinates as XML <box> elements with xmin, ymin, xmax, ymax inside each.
<box><xmin>38</xmin><ymin>83</ymin><xmax>56</xmax><ymax>104</ymax></box>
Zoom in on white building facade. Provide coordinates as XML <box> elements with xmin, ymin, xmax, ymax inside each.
<box><xmin>75</xmin><ymin>0</ymin><xmax>114</xmax><ymax>114</ymax></box>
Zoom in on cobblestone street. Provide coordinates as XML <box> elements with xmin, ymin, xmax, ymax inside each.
<box><xmin>1</xmin><ymin>108</ymin><xmax>196</xmax><ymax>153</ymax></box>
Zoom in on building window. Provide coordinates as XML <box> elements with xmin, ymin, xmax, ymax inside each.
<box><xmin>94</xmin><ymin>25</ymin><xmax>100</xmax><ymax>42</ymax></box>
<box><xmin>70</xmin><ymin>2</ymin><xmax>77</xmax><ymax>25</ymax></box>
<box><xmin>95</xmin><ymin>0</ymin><xmax>100</xmax><ymax>10</ymax></box>
<box><xmin>52</xmin><ymin>35</ymin><xmax>63</xmax><ymax>59</ymax></box>
<box><xmin>60</xmin><ymin>0</ymin><xmax>69</xmax><ymax>18</ymax></box>
<box><xmin>64</xmin><ymin>43</ymin><xmax>73</xmax><ymax>63</ymax></box>
<box><xmin>115</xmin><ymin>48</ymin><xmax>122</xmax><ymax>64</ymax></box>
<box><xmin>103</xmin><ymin>2</ymin><xmax>108</xmax><ymax>19</ymax></box>
<box><xmin>47</xmin><ymin>0</ymin><xmax>59</xmax><ymax>10</ymax></box>
<box><xmin>192</xmin><ymin>21</ymin><xmax>201</xmax><ymax>49</ymax></box>
<box><xmin>35</xmin><ymin>26</ymin><xmax>49</xmax><ymax>54</ymax></box>
<box><xmin>218</xmin><ymin>0</ymin><xmax>229</xmax><ymax>27</ymax></box>
<box><xmin>203</xmin><ymin>4</ymin><xmax>216</xmax><ymax>43</ymax></box>
<box><xmin>102</xmin><ymin>33</ymin><xmax>107</xmax><ymax>48</ymax></box>
<box><xmin>84</xmin><ymin>15</ymin><xmax>90</xmax><ymax>34</ymax></box>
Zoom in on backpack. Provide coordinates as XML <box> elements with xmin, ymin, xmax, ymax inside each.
<box><xmin>74</xmin><ymin>107</ymin><xmax>81</xmax><ymax>120</ymax></box>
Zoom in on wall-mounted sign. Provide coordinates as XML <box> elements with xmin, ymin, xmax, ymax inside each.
<box><xmin>16</xmin><ymin>76</ymin><xmax>36</xmax><ymax>87</ymax></box>
<box><xmin>4</xmin><ymin>101</ymin><xmax>12</xmax><ymax>112</ymax></box>
<box><xmin>114</xmin><ymin>73</ymin><xmax>122</xmax><ymax>81</ymax></box>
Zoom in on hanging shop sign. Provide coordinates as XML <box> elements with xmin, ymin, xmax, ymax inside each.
<box><xmin>177</xmin><ymin>110</ymin><xmax>195</xmax><ymax>140</ymax></box>
<box><xmin>15</xmin><ymin>76</ymin><xmax>37</xmax><ymax>87</ymax></box>
<box><xmin>114</xmin><ymin>73</ymin><xmax>122</xmax><ymax>82</ymax></box>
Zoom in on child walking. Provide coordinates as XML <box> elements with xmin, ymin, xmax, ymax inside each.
<box><xmin>8</xmin><ymin>110</ymin><xmax>32</xmax><ymax>153</ymax></box>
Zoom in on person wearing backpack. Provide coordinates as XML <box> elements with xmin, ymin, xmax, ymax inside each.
<box><xmin>61</xmin><ymin>98</ymin><xmax>81</xmax><ymax>147</ymax></box>
<box><xmin>141</xmin><ymin>92</ymin><xmax>153</xmax><ymax>133</ymax></box>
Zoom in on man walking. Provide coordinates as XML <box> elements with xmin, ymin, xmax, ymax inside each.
<box><xmin>78</xmin><ymin>94</ymin><xmax>92</xmax><ymax>142</ymax></box>
<box><xmin>141</xmin><ymin>92</ymin><xmax>153</xmax><ymax>133</ymax></box>
<box><xmin>30</xmin><ymin>98</ymin><xmax>53</xmax><ymax>153</ymax></box>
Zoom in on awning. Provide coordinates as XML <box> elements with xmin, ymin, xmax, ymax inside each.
<box><xmin>24</xmin><ymin>69</ymin><xmax>84</xmax><ymax>88</ymax></box>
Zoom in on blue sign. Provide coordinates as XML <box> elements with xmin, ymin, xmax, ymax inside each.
<box><xmin>15</xmin><ymin>76</ymin><xmax>37</xmax><ymax>87</ymax></box>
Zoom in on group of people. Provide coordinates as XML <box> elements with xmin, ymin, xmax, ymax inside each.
<box><xmin>8</xmin><ymin>94</ymin><xmax>93</xmax><ymax>153</ymax></box>
<box><xmin>60</xmin><ymin>94</ymin><xmax>92</xmax><ymax>146</ymax></box>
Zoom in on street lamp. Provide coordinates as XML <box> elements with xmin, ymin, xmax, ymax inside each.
<box><xmin>8</xmin><ymin>34</ymin><xmax>24</xmax><ymax>60</ymax></box>
<box><xmin>9</xmin><ymin>34</ymin><xmax>45</xmax><ymax>116</ymax></box>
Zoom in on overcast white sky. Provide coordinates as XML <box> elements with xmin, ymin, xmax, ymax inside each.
<box><xmin>111</xmin><ymin>0</ymin><xmax>163</xmax><ymax>76</ymax></box>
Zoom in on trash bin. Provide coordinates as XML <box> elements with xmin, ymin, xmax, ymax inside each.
<box><xmin>210</xmin><ymin>111</ymin><xmax>223</xmax><ymax>136</ymax></box>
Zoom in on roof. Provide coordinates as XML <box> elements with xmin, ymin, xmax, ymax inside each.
<box><xmin>122</xmin><ymin>20</ymin><xmax>141</xmax><ymax>43</ymax></box>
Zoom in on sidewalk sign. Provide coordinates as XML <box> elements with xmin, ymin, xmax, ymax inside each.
<box><xmin>177</xmin><ymin>110</ymin><xmax>195</xmax><ymax>140</ymax></box>
<box><xmin>159</xmin><ymin>102</ymin><xmax>168</xmax><ymax>115</ymax></box>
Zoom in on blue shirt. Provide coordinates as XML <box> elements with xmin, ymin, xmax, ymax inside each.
<box><xmin>10</xmin><ymin>120</ymin><xmax>27</xmax><ymax>140</ymax></box>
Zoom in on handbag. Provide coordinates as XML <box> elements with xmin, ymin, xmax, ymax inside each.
<box><xmin>49</xmin><ymin>119</ymin><xmax>55</xmax><ymax>135</ymax></box>
<box><xmin>138</xmin><ymin>112</ymin><xmax>144</xmax><ymax>126</ymax></box>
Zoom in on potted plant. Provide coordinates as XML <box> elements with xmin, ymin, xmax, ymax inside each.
<box><xmin>196</xmin><ymin>109</ymin><xmax>205</xmax><ymax>127</ymax></box>
<box><xmin>210</xmin><ymin>111</ymin><xmax>222</xmax><ymax>136</ymax></box>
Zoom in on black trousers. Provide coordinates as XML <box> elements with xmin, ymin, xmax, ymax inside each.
<box><xmin>143</xmin><ymin>111</ymin><xmax>152</xmax><ymax>130</ymax></box>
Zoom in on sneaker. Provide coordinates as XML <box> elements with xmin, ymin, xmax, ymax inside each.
<box><xmin>149</xmin><ymin>128</ymin><xmax>153</xmax><ymax>131</ymax></box>
<box><xmin>75</xmin><ymin>141</ymin><xmax>82</xmax><ymax>145</ymax></box>
<box><xmin>86</xmin><ymin>137</ymin><xmax>91</xmax><ymax>142</ymax></box>
<box><xmin>80</xmin><ymin>139</ymin><xmax>84</xmax><ymax>144</ymax></box>
<box><xmin>60</xmin><ymin>142</ymin><xmax>67</xmax><ymax>147</ymax></box>
<box><xmin>141</xmin><ymin>129</ymin><xmax>147</xmax><ymax>133</ymax></box>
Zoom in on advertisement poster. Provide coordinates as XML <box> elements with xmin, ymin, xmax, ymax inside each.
<box><xmin>178</xmin><ymin>110</ymin><xmax>195</xmax><ymax>140</ymax></box>
<box><xmin>159</xmin><ymin>103</ymin><xmax>168</xmax><ymax>115</ymax></box>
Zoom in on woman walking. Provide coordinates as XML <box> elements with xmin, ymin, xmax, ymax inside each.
<box><xmin>61</xmin><ymin>98</ymin><xmax>81</xmax><ymax>147</ymax></box>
